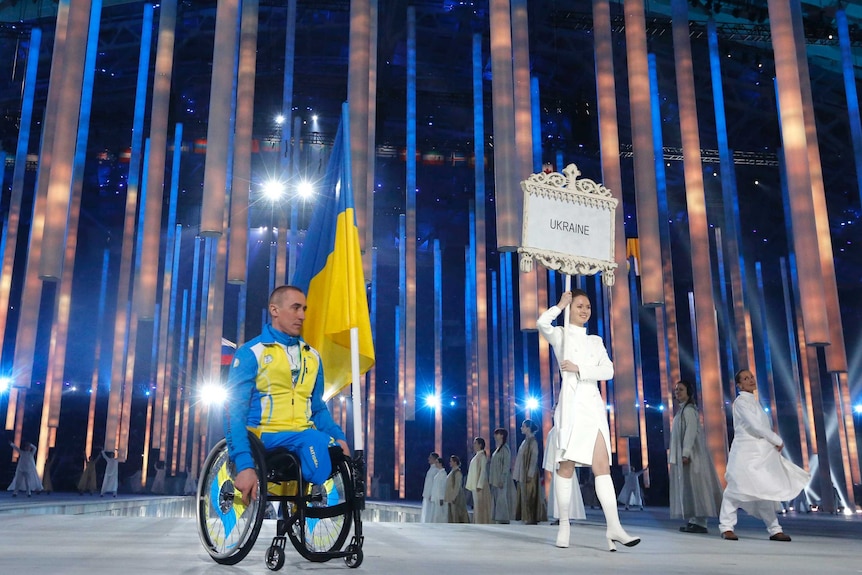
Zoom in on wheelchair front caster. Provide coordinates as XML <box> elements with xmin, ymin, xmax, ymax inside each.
<box><xmin>344</xmin><ymin>546</ymin><xmax>363</xmax><ymax>568</ymax></box>
<box><xmin>265</xmin><ymin>545</ymin><xmax>285</xmax><ymax>571</ymax></box>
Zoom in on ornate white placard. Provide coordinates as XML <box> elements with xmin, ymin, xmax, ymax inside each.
<box><xmin>518</xmin><ymin>164</ymin><xmax>618</xmax><ymax>285</ymax></box>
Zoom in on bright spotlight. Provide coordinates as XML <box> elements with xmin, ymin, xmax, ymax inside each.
<box><xmin>0</xmin><ymin>377</ymin><xmax>10</xmax><ymax>393</ymax></box>
<box><xmin>296</xmin><ymin>180</ymin><xmax>314</xmax><ymax>199</ymax></box>
<box><xmin>425</xmin><ymin>394</ymin><xmax>440</xmax><ymax>409</ymax></box>
<box><xmin>262</xmin><ymin>179</ymin><xmax>285</xmax><ymax>201</ymax></box>
<box><xmin>200</xmin><ymin>382</ymin><xmax>227</xmax><ymax>406</ymax></box>
<box><xmin>854</xmin><ymin>404</ymin><xmax>862</xmax><ymax>415</ymax></box>
<box><xmin>275</xmin><ymin>114</ymin><xmax>285</xmax><ymax>125</ymax></box>
<box><xmin>658</xmin><ymin>404</ymin><xmax>665</xmax><ymax>412</ymax></box>
<box><xmin>526</xmin><ymin>397</ymin><xmax>539</xmax><ymax>410</ymax></box>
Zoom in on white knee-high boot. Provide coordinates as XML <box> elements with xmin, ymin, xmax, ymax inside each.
<box><xmin>554</xmin><ymin>474</ymin><xmax>572</xmax><ymax>548</ymax></box>
<box><xmin>595</xmin><ymin>474</ymin><xmax>640</xmax><ymax>551</ymax></box>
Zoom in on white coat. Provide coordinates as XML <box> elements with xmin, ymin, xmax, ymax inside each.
<box><xmin>538</xmin><ymin>307</ymin><xmax>614</xmax><ymax>465</ymax></box>
<box><xmin>430</xmin><ymin>467</ymin><xmax>448</xmax><ymax>523</ymax></box>
<box><xmin>420</xmin><ymin>464</ymin><xmax>437</xmax><ymax>523</ymax></box>
<box><xmin>724</xmin><ymin>392</ymin><xmax>809</xmax><ymax>502</ymax></box>
<box><xmin>100</xmin><ymin>450</ymin><xmax>119</xmax><ymax>495</ymax></box>
<box><xmin>7</xmin><ymin>443</ymin><xmax>43</xmax><ymax>494</ymax></box>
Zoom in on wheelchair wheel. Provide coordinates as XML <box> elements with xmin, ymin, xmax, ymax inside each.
<box><xmin>197</xmin><ymin>437</ymin><xmax>266</xmax><ymax>565</ymax></box>
<box><xmin>287</xmin><ymin>457</ymin><xmax>353</xmax><ymax>556</ymax></box>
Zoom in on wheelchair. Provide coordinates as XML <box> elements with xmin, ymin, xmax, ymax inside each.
<box><xmin>196</xmin><ymin>431</ymin><xmax>365</xmax><ymax>570</ymax></box>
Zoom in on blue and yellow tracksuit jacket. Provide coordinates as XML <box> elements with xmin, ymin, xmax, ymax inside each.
<box><xmin>223</xmin><ymin>323</ymin><xmax>345</xmax><ymax>473</ymax></box>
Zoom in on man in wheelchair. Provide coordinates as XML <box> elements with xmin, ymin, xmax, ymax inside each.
<box><xmin>223</xmin><ymin>285</ymin><xmax>351</xmax><ymax>506</ymax></box>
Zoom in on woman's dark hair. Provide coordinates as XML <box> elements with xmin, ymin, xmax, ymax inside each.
<box><xmin>676</xmin><ymin>380</ymin><xmax>697</xmax><ymax>406</ymax></box>
<box><xmin>734</xmin><ymin>369</ymin><xmax>751</xmax><ymax>384</ymax></box>
<box><xmin>570</xmin><ymin>288</ymin><xmax>589</xmax><ymax>300</ymax></box>
<box><xmin>450</xmin><ymin>455</ymin><xmax>461</xmax><ymax>466</ymax></box>
<box><xmin>474</xmin><ymin>437</ymin><xmax>486</xmax><ymax>450</ymax></box>
<box><xmin>522</xmin><ymin>419</ymin><xmax>538</xmax><ymax>434</ymax></box>
<box><xmin>493</xmin><ymin>428</ymin><xmax>508</xmax><ymax>443</ymax></box>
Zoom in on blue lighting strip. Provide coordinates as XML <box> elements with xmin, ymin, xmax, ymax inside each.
<box><xmin>96</xmin><ymin>249</ymin><xmax>111</xmax><ymax>382</ymax></box>
<box><xmin>127</xmin><ymin>4</ymin><xmax>154</xmax><ymax>247</ymax></box>
<box><xmin>188</xmin><ymin>238</ymin><xmax>202</xmax><ymax>370</ymax></box>
<box><xmin>837</xmin><ymin>10</ymin><xmax>862</xmax><ymax>205</ymax></box>
<box><xmin>531</xmin><ymin>76</ymin><xmax>541</xmax><ymax>171</ymax></box>
<box><xmin>134</xmin><ymin>139</ymin><xmax>151</xmax><ymax>277</ymax></box>
<box><xmin>491</xmin><ymin>269</ymin><xmax>500</xmax><ymax>422</ymax></box>
<box><xmin>406</xmin><ymin>7</ymin><xmax>416</xmax><ymax>221</ymax></box>
<box><xmin>708</xmin><ymin>19</ymin><xmax>743</xmax><ymax>368</ymax></box>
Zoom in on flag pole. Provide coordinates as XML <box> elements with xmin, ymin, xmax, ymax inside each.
<box><xmin>342</xmin><ymin>101</ymin><xmax>365</xmax><ymax>453</ymax></box>
<box><xmin>350</xmin><ymin>327</ymin><xmax>363</xmax><ymax>450</ymax></box>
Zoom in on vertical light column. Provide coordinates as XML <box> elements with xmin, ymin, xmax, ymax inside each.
<box><xmin>465</xmin><ymin>235</ymin><xmax>476</xmax><ymax>443</ymax></box>
<box><xmin>594</xmin><ymin>0</ymin><xmax>638</xmax><ymax>437</ymax></box>
<box><xmin>280</xmin><ymin>0</ymin><xmax>296</xmax><ymax>212</ymax></box>
<box><xmin>836</xmin><ymin>9</ymin><xmax>862</xmax><ymax>205</ymax></box>
<box><xmin>790</xmin><ymin>1</ymin><xmax>848</xmax><ymax>375</ymax></box>
<box><xmin>472</xmin><ymin>34</ymin><xmax>491</xmax><ymax>444</ymax></box>
<box><xmin>836</xmin><ymin>372</ymin><xmax>860</xmax><ymax>491</ymax></box>
<box><xmin>366</xmin><ymin>249</ymin><xmax>378</xmax><ymax>491</ymax></box>
<box><xmin>8</xmin><ymin>3</ymin><xmax>71</xmax><ymax>431</ymax></box>
<box><xmin>511</xmin><ymin>0</ymin><xmax>536</xmax><ymax>327</ymax></box>
<box><xmin>503</xmin><ymin>257</ymin><xmax>516</xmax><ymax>435</ymax></box>
<box><xmin>707</xmin><ymin>20</ymin><xmax>753</xmax><ymax>372</ymax></box>
<box><xmin>536</xmin><ymin>270</ymin><xmax>551</xmax><ymax>441</ymax></box>
<box><xmin>623</xmin><ymin>0</ymin><xmax>662</xmax><ymax>306</ymax></box>
<box><xmin>347</xmin><ymin>0</ymin><xmax>370</xmax><ymax>257</ymax></box>
<box><xmin>404</xmin><ymin>6</ymin><xmax>416</xmax><ymax>421</ymax></box>
<box><xmin>136</xmin><ymin>0</ymin><xmax>177</xmax><ymax>319</ymax></box>
<box><xmin>490</xmin><ymin>271</ymin><xmax>501</xmax><ymax>426</ymax></box>
<box><xmin>433</xmin><ymin>241</ymin><xmax>443</xmax><ymax>456</ymax></box>
<box><xmin>779</xmin><ymin>257</ymin><xmax>809</xmax><ymax>470</ymax></box>
<box><xmin>489</xmin><ymin>0</ymin><xmax>519</xmax><ymax>249</ymax></box>
<box><xmin>200</xmin><ymin>0</ymin><xmax>239</xmax><ymax>236</ymax></box>
<box><xmin>396</xmin><ymin>216</ymin><xmax>406</xmax><ymax>497</ymax></box>
<box><xmin>0</xmin><ymin>27</ymin><xmax>40</xmax><ymax>363</ymax></box>
<box><xmin>767</xmin><ymin>0</ymin><xmax>829</xmax><ymax>345</ymax></box>
<box><xmin>104</xmin><ymin>5</ymin><xmax>153</xmax><ymax>456</ymax></box>
<box><xmin>85</xmin><ymin>250</ymin><xmax>110</xmax><ymax>459</ymax></box>
<box><xmin>364</xmin><ymin>0</ymin><xmax>378</xmax><ymax>269</ymax></box>
<box><xmin>37</xmin><ymin>0</ymin><xmax>102</xmax><ymax>472</ymax></box>
<box><xmin>670</xmin><ymin>0</ymin><xmax>727</xmax><ymax>474</ymax></box>
<box><xmin>227</xmin><ymin>0</ymin><xmax>257</xmax><ymax>285</ymax></box>
<box><xmin>38</xmin><ymin>0</ymin><xmax>92</xmax><ymax>281</ymax></box>
<box><xmin>288</xmin><ymin>116</ymin><xmax>301</xmax><ymax>282</ymax></box>
<box><xmin>153</xmin><ymin>124</ymin><xmax>183</xmax><ymax>453</ymax></box>
<box><xmin>755</xmin><ymin>262</ymin><xmax>780</xmax><ymax>427</ymax></box>
<box><xmin>648</xmin><ymin>54</ymin><xmax>680</xmax><ymax>392</ymax></box>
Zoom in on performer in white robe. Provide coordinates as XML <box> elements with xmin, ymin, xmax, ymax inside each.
<box><xmin>430</xmin><ymin>457</ymin><xmax>449</xmax><ymax>523</ymax></box>
<box><xmin>465</xmin><ymin>438</ymin><xmax>492</xmax><ymax>524</ymax></box>
<box><xmin>669</xmin><ymin>379</ymin><xmax>723</xmax><ymax>533</ymax></box>
<box><xmin>719</xmin><ymin>369</ymin><xmax>809</xmax><ymax>542</ymax></box>
<box><xmin>538</xmin><ymin>289</ymin><xmax>639</xmax><ymax>551</ymax></box>
<box><xmin>543</xmin><ymin>426</ymin><xmax>585</xmax><ymax>522</ymax></box>
<box><xmin>617</xmin><ymin>466</ymin><xmax>646</xmax><ymax>510</ymax></box>
<box><xmin>420</xmin><ymin>452</ymin><xmax>440</xmax><ymax>523</ymax></box>
<box><xmin>100</xmin><ymin>450</ymin><xmax>119</xmax><ymax>497</ymax></box>
<box><xmin>7</xmin><ymin>441</ymin><xmax>43</xmax><ymax>496</ymax></box>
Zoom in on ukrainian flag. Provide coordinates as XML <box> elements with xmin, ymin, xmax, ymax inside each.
<box><xmin>292</xmin><ymin>105</ymin><xmax>375</xmax><ymax>400</ymax></box>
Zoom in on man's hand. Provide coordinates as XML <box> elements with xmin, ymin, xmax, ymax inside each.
<box><xmin>776</xmin><ymin>443</ymin><xmax>784</xmax><ymax>452</ymax></box>
<box><xmin>682</xmin><ymin>456</ymin><xmax>691</xmax><ymax>465</ymax></box>
<box><xmin>234</xmin><ymin>468</ymin><xmax>259</xmax><ymax>505</ymax></box>
<box><xmin>337</xmin><ymin>439</ymin><xmax>351</xmax><ymax>456</ymax></box>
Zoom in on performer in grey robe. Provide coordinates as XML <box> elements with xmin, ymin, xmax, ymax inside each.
<box><xmin>489</xmin><ymin>428</ymin><xmax>515</xmax><ymax>524</ymax></box>
<box><xmin>513</xmin><ymin>420</ymin><xmax>542</xmax><ymax>524</ymax></box>
<box><xmin>669</xmin><ymin>380</ymin><xmax>723</xmax><ymax>533</ymax></box>
<box><xmin>445</xmin><ymin>455</ymin><xmax>469</xmax><ymax>523</ymax></box>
